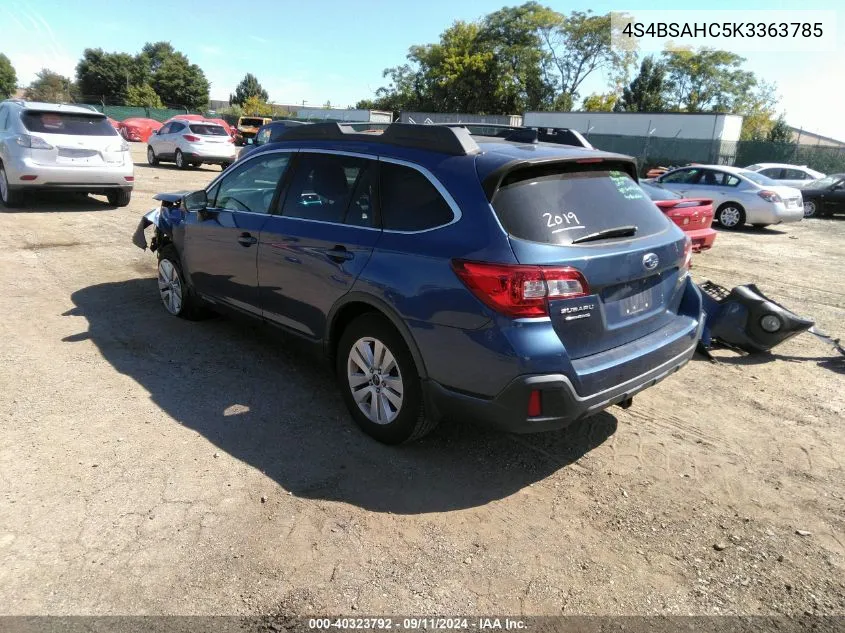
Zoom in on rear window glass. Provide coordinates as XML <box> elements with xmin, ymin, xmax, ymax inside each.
<box><xmin>380</xmin><ymin>163</ymin><xmax>454</xmax><ymax>231</ymax></box>
<box><xmin>640</xmin><ymin>181</ymin><xmax>683</xmax><ymax>201</ymax></box>
<box><xmin>189</xmin><ymin>124</ymin><xmax>227</xmax><ymax>136</ymax></box>
<box><xmin>740</xmin><ymin>170</ymin><xmax>775</xmax><ymax>186</ymax></box>
<box><xmin>492</xmin><ymin>167</ymin><xmax>670</xmax><ymax>245</ymax></box>
<box><xmin>22</xmin><ymin>112</ymin><xmax>117</xmax><ymax>136</ymax></box>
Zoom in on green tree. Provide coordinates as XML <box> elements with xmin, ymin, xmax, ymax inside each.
<box><xmin>538</xmin><ymin>10</ymin><xmax>636</xmax><ymax>111</ymax></box>
<box><xmin>614</xmin><ymin>55</ymin><xmax>666</xmax><ymax>113</ymax></box>
<box><xmin>0</xmin><ymin>53</ymin><xmax>17</xmax><ymax>99</ymax></box>
<box><xmin>76</xmin><ymin>48</ymin><xmax>148</xmax><ymax>102</ymax></box>
<box><xmin>230</xmin><ymin>73</ymin><xmax>268</xmax><ymax>106</ymax></box>
<box><xmin>736</xmin><ymin>81</ymin><xmax>779</xmax><ymax>141</ymax></box>
<box><xmin>139</xmin><ymin>42</ymin><xmax>176</xmax><ymax>74</ymax></box>
<box><xmin>24</xmin><ymin>69</ymin><xmax>77</xmax><ymax>102</ymax></box>
<box><xmin>152</xmin><ymin>55</ymin><xmax>209</xmax><ymax>110</ymax></box>
<box><xmin>125</xmin><ymin>83</ymin><xmax>164</xmax><ymax>108</ymax></box>
<box><xmin>582</xmin><ymin>93</ymin><xmax>617</xmax><ymax>112</ymax></box>
<box><xmin>662</xmin><ymin>48</ymin><xmax>755</xmax><ymax>112</ymax></box>
<box><xmin>767</xmin><ymin>116</ymin><xmax>794</xmax><ymax>143</ymax></box>
<box><xmin>241</xmin><ymin>95</ymin><xmax>272</xmax><ymax>116</ymax></box>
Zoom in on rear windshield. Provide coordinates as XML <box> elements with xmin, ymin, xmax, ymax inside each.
<box><xmin>739</xmin><ymin>170</ymin><xmax>775</xmax><ymax>186</ymax></box>
<box><xmin>492</xmin><ymin>166</ymin><xmax>670</xmax><ymax>245</ymax></box>
<box><xmin>22</xmin><ymin>111</ymin><xmax>117</xmax><ymax>136</ymax></box>
<box><xmin>640</xmin><ymin>181</ymin><xmax>683</xmax><ymax>201</ymax></box>
<box><xmin>189</xmin><ymin>124</ymin><xmax>227</xmax><ymax>136</ymax></box>
<box><xmin>240</xmin><ymin>118</ymin><xmax>265</xmax><ymax>127</ymax></box>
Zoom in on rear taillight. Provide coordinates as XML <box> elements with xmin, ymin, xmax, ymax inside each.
<box><xmin>451</xmin><ymin>260</ymin><xmax>589</xmax><ymax>318</ymax></box>
<box><xmin>682</xmin><ymin>236</ymin><xmax>693</xmax><ymax>270</ymax></box>
<box><xmin>182</xmin><ymin>134</ymin><xmax>201</xmax><ymax>142</ymax></box>
<box><xmin>758</xmin><ymin>190</ymin><xmax>782</xmax><ymax>203</ymax></box>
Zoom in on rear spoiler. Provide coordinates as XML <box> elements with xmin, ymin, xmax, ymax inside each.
<box><xmin>482</xmin><ymin>155</ymin><xmax>640</xmax><ymax>201</ymax></box>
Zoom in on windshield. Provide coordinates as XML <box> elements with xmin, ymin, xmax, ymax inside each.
<box><xmin>22</xmin><ymin>111</ymin><xmax>118</xmax><ymax>136</ymax></box>
<box><xmin>491</xmin><ymin>166</ymin><xmax>669</xmax><ymax>245</ymax></box>
<box><xmin>239</xmin><ymin>118</ymin><xmax>265</xmax><ymax>128</ymax></box>
<box><xmin>740</xmin><ymin>170</ymin><xmax>777</xmax><ymax>186</ymax></box>
<box><xmin>639</xmin><ymin>181</ymin><xmax>684</xmax><ymax>201</ymax></box>
<box><xmin>189</xmin><ymin>124</ymin><xmax>227</xmax><ymax>136</ymax></box>
<box><xmin>806</xmin><ymin>175</ymin><xmax>842</xmax><ymax>188</ymax></box>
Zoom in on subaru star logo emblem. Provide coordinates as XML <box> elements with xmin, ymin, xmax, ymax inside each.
<box><xmin>642</xmin><ymin>253</ymin><xmax>659</xmax><ymax>271</ymax></box>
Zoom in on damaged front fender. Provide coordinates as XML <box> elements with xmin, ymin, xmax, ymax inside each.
<box><xmin>131</xmin><ymin>192</ymin><xmax>191</xmax><ymax>251</ymax></box>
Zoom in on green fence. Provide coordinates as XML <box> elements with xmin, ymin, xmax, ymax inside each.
<box><xmin>586</xmin><ymin>133</ymin><xmax>845</xmax><ymax>176</ymax></box>
<box><xmin>83</xmin><ymin>104</ymin><xmax>197</xmax><ymax>122</ymax></box>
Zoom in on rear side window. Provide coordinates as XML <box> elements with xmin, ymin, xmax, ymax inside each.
<box><xmin>21</xmin><ymin>112</ymin><xmax>117</xmax><ymax>136</ymax></box>
<box><xmin>189</xmin><ymin>124</ymin><xmax>227</xmax><ymax>136</ymax></box>
<box><xmin>380</xmin><ymin>163</ymin><xmax>453</xmax><ymax>231</ymax></box>
<box><xmin>492</xmin><ymin>167</ymin><xmax>669</xmax><ymax>246</ymax></box>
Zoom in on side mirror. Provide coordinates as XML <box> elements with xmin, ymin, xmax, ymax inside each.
<box><xmin>183</xmin><ymin>189</ymin><xmax>208</xmax><ymax>212</ymax></box>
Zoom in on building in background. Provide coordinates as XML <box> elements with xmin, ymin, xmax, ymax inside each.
<box><xmin>789</xmin><ymin>127</ymin><xmax>845</xmax><ymax>148</ymax></box>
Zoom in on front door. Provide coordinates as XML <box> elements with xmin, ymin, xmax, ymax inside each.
<box><xmin>182</xmin><ymin>151</ymin><xmax>294</xmax><ymax>315</ymax></box>
<box><xmin>257</xmin><ymin>152</ymin><xmax>381</xmax><ymax>338</ymax></box>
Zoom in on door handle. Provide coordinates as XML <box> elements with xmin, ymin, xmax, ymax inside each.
<box><xmin>237</xmin><ymin>232</ymin><xmax>258</xmax><ymax>247</ymax></box>
<box><xmin>326</xmin><ymin>245</ymin><xmax>354</xmax><ymax>262</ymax></box>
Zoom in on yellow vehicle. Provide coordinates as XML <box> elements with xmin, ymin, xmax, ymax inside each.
<box><xmin>235</xmin><ymin>116</ymin><xmax>272</xmax><ymax>146</ymax></box>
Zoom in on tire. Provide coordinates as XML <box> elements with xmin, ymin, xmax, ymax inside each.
<box><xmin>0</xmin><ymin>164</ymin><xmax>24</xmax><ymax>208</ymax></box>
<box><xmin>716</xmin><ymin>203</ymin><xmax>745</xmax><ymax>229</ymax></box>
<box><xmin>107</xmin><ymin>189</ymin><xmax>131</xmax><ymax>207</ymax></box>
<box><xmin>803</xmin><ymin>200</ymin><xmax>818</xmax><ymax>218</ymax></box>
<box><xmin>336</xmin><ymin>313</ymin><xmax>438</xmax><ymax>444</ymax></box>
<box><xmin>175</xmin><ymin>150</ymin><xmax>188</xmax><ymax>170</ymax></box>
<box><xmin>146</xmin><ymin>145</ymin><xmax>159</xmax><ymax>166</ymax></box>
<box><xmin>156</xmin><ymin>245</ymin><xmax>208</xmax><ymax>320</ymax></box>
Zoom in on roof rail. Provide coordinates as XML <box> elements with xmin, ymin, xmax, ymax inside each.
<box><xmin>433</xmin><ymin>122</ymin><xmax>593</xmax><ymax>149</ymax></box>
<box><xmin>276</xmin><ymin>122</ymin><xmax>480</xmax><ymax>156</ymax></box>
<box><xmin>2</xmin><ymin>99</ymin><xmax>26</xmax><ymax>106</ymax></box>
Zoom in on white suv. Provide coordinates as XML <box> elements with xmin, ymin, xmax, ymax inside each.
<box><xmin>0</xmin><ymin>100</ymin><xmax>134</xmax><ymax>207</ymax></box>
<box><xmin>146</xmin><ymin>119</ymin><xmax>237</xmax><ymax>170</ymax></box>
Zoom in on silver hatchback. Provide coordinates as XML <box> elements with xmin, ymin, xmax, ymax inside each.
<box><xmin>653</xmin><ymin>165</ymin><xmax>803</xmax><ymax>229</ymax></box>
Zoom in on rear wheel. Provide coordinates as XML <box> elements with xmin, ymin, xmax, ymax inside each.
<box><xmin>336</xmin><ymin>314</ymin><xmax>438</xmax><ymax>444</ymax></box>
<box><xmin>175</xmin><ymin>150</ymin><xmax>188</xmax><ymax>170</ymax></box>
<box><xmin>146</xmin><ymin>146</ymin><xmax>159</xmax><ymax>166</ymax></box>
<box><xmin>716</xmin><ymin>203</ymin><xmax>745</xmax><ymax>229</ymax></box>
<box><xmin>0</xmin><ymin>164</ymin><xmax>24</xmax><ymax>208</ymax></box>
<box><xmin>156</xmin><ymin>245</ymin><xmax>208</xmax><ymax>320</ymax></box>
<box><xmin>107</xmin><ymin>189</ymin><xmax>131</xmax><ymax>207</ymax></box>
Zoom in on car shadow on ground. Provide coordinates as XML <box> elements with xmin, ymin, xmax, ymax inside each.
<box><xmin>134</xmin><ymin>162</ymin><xmax>224</xmax><ymax>174</ymax></box>
<box><xmin>712</xmin><ymin>350</ymin><xmax>845</xmax><ymax>375</ymax></box>
<box><xmin>714</xmin><ymin>224</ymin><xmax>788</xmax><ymax>235</ymax></box>
<box><xmin>62</xmin><ymin>278</ymin><xmax>617</xmax><ymax>514</ymax></box>
<box><xmin>1</xmin><ymin>192</ymin><xmax>121</xmax><ymax>213</ymax></box>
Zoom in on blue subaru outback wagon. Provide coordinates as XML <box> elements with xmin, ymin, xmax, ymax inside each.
<box><xmin>133</xmin><ymin>123</ymin><xmax>703</xmax><ymax>444</ymax></box>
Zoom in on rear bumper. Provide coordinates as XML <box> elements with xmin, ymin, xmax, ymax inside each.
<box><xmin>686</xmin><ymin>227</ymin><xmax>717</xmax><ymax>252</ymax></box>
<box><xmin>4</xmin><ymin>154</ymin><xmax>134</xmax><ymax>188</ymax></box>
<box><xmin>425</xmin><ymin>312</ymin><xmax>703</xmax><ymax>434</ymax></box>
<box><xmin>182</xmin><ymin>151</ymin><xmax>235</xmax><ymax>164</ymax></box>
<box><xmin>747</xmin><ymin>201</ymin><xmax>804</xmax><ymax>225</ymax></box>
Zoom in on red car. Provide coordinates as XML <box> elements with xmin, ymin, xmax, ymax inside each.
<box><xmin>640</xmin><ymin>181</ymin><xmax>716</xmax><ymax>252</ymax></box>
<box><xmin>118</xmin><ymin>117</ymin><xmax>163</xmax><ymax>143</ymax></box>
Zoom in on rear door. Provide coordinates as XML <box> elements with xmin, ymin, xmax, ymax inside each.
<box><xmin>491</xmin><ymin>163</ymin><xmax>688</xmax><ymax>359</ymax></box>
<box><xmin>257</xmin><ymin>152</ymin><xmax>380</xmax><ymax>338</ymax></box>
<box><xmin>182</xmin><ymin>151</ymin><xmax>293</xmax><ymax>314</ymax></box>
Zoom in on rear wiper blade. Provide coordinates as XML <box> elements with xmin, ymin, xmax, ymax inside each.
<box><xmin>571</xmin><ymin>225</ymin><xmax>638</xmax><ymax>244</ymax></box>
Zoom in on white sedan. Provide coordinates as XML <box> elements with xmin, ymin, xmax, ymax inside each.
<box><xmin>744</xmin><ymin>163</ymin><xmax>825</xmax><ymax>188</ymax></box>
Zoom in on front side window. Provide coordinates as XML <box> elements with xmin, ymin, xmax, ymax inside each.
<box><xmin>255</xmin><ymin>127</ymin><xmax>272</xmax><ymax>145</ymax></box>
<box><xmin>21</xmin><ymin>111</ymin><xmax>117</xmax><ymax>136</ymax></box>
<box><xmin>380</xmin><ymin>162</ymin><xmax>454</xmax><ymax>231</ymax></box>
<box><xmin>661</xmin><ymin>168</ymin><xmax>698</xmax><ymax>184</ymax></box>
<box><xmin>282</xmin><ymin>153</ymin><xmax>371</xmax><ymax>224</ymax></box>
<box><xmin>211</xmin><ymin>153</ymin><xmax>291</xmax><ymax>214</ymax></box>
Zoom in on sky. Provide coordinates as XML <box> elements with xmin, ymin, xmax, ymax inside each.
<box><xmin>1</xmin><ymin>0</ymin><xmax>843</xmax><ymax>140</ymax></box>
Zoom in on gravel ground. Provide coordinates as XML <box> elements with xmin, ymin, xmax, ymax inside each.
<box><xmin>1</xmin><ymin>144</ymin><xmax>843</xmax><ymax>617</ymax></box>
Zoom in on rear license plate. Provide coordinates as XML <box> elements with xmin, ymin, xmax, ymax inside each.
<box><xmin>620</xmin><ymin>285</ymin><xmax>655</xmax><ymax>316</ymax></box>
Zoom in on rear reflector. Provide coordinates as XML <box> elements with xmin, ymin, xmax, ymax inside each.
<box><xmin>124</xmin><ymin>176</ymin><xmax>134</xmax><ymax>182</ymax></box>
<box><xmin>20</xmin><ymin>175</ymin><xmax>37</xmax><ymax>181</ymax></box>
<box><xmin>682</xmin><ymin>236</ymin><xmax>693</xmax><ymax>270</ymax></box>
<box><xmin>527</xmin><ymin>390</ymin><xmax>542</xmax><ymax>417</ymax></box>
<box><xmin>451</xmin><ymin>260</ymin><xmax>589</xmax><ymax>318</ymax></box>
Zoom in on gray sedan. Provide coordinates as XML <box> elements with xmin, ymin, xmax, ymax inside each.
<box><xmin>653</xmin><ymin>165</ymin><xmax>804</xmax><ymax>229</ymax></box>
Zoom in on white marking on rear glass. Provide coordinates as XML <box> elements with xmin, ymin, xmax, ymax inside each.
<box><xmin>552</xmin><ymin>225</ymin><xmax>585</xmax><ymax>233</ymax></box>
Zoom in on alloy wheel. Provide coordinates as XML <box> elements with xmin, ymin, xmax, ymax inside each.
<box><xmin>346</xmin><ymin>337</ymin><xmax>404</xmax><ymax>425</ymax></box>
<box><xmin>157</xmin><ymin>259</ymin><xmax>183</xmax><ymax>315</ymax></box>
<box><xmin>803</xmin><ymin>201</ymin><xmax>816</xmax><ymax>217</ymax></box>
<box><xmin>720</xmin><ymin>206</ymin><xmax>741</xmax><ymax>227</ymax></box>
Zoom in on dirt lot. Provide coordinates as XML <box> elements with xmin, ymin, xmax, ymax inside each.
<box><xmin>1</xmin><ymin>144</ymin><xmax>843</xmax><ymax>617</ymax></box>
